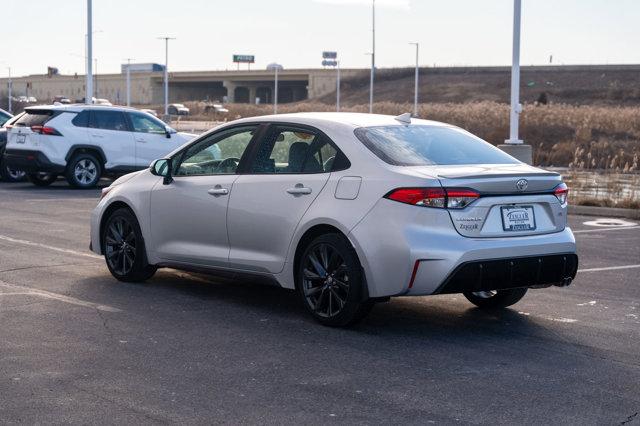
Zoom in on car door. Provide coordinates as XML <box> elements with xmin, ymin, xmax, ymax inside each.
<box><xmin>88</xmin><ymin>110</ymin><xmax>135</xmax><ymax>169</ymax></box>
<box><xmin>127</xmin><ymin>111</ymin><xmax>184</xmax><ymax>167</ymax></box>
<box><xmin>148</xmin><ymin>125</ymin><xmax>260</xmax><ymax>268</ymax></box>
<box><xmin>226</xmin><ymin>124</ymin><xmax>339</xmax><ymax>274</ymax></box>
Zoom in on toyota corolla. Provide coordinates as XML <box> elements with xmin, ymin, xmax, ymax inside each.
<box><xmin>90</xmin><ymin>113</ymin><xmax>578</xmax><ymax>326</ymax></box>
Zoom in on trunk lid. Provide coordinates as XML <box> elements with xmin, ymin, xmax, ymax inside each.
<box><xmin>408</xmin><ymin>163</ymin><xmax>566</xmax><ymax>238</ymax></box>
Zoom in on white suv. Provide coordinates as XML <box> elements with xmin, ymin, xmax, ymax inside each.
<box><xmin>4</xmin><ymin>105</ymin><xmax>195</xmax><ymax>188</ymax></box>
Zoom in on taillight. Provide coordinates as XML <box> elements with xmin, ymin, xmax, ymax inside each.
<box><xmin>31</xmin><ymin>125</ymin><xmax>62</xmax><ymax>136</ymax></box>
<box><xmin>554</xmin><ymin>183</ymin><xmax>569</xmax><ymax>205</ymax></box>
<box><xmin>385</xmin><ymin>187</ymin><xmax>479</xmax><ymax>209</ymax></box>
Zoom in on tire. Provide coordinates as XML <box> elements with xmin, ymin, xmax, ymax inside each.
<box><xmin>27</xmin><ymin>172</ymin><xmax>57</xmax><ymax>186</ymax></box>
<box><xmin>66</xmin><ymin>153</ymin><xmax>102</xmax><ymax>188</ymax></box>
<box><xmin>0</xmin><ymin>158</ymin><xmax>27</xmax><ymax>182</ymax></box>
<box><xmin>463</xmin><ymin>288</ymin><xmax>528</xmax><ymax>309</ymax></box>
<box><xmin>102</xmin><ymin>208</ymin><xmax>157</xmax><ymax>282</ymax></box>
<box><xmin>296</xmin><ymin>233</ymin><xmax>374</xmax><ymax>327</ymax></box>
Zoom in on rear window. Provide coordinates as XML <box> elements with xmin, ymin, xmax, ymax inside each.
<box><xmin>14</xmin><ymin>110</ymin><xmax>54</xmax><ymax>127</ymax></box>
<box><xmin>354</xmin><ymin>125</ymin><xmax>520</xmax><ymax>166</ymax></box>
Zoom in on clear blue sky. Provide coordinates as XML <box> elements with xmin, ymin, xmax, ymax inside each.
<box><xmin>3</xmin><ymin>0</ymin><xmax>639</xmax><ymax>76</ymax></box>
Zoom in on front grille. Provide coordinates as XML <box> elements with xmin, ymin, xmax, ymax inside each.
<box><xmin>435</xmin><ymin>253</ymin><xmax>578</xmax><ymax>294</ymax></box>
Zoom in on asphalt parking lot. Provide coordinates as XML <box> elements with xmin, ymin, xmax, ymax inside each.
<box><xmin>0</xmin><ymin>180</ymin><xmax>638</xmax><ymax>425</ymax></box>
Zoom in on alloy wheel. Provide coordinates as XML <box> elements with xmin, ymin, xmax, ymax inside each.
<box><xmin>472</xmin><ymin>290</ymin><xmax>498</xmax><ymax>299</ymax></box>
<box><xmin>301</xmin><ymin>243</ymin><xmax>350</xmax><ymax>318</ymax></box>
<box><xmin>74</xmin><ymin>159</ymin><xmax>97</xmax><ymax>185</ymax></box>
<box><xmin>7</xmin><ymin>167</ymin><xmax>26</xmax><ymax>181</ymax></box>
<box><xmin>105</xmin><ymin>217</ymin><xmax>137</xmax><ymax>276</ymax></box>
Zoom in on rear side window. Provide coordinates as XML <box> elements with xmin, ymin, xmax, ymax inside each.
<box><xmin>354</xmin><ymin>125</ymin><xmax>520</xmax><ymax>166</ymax></box>
<box><xmin>14</xmin><ymin>110</ymin><xmax>54</xmax><ymax>127</ymax></box>
<box><xmin>90</xmin><ymin>111</ymin><xmax>128</xmax><ymax>131</ymax></box>
<box><xmin>72</xmin><ymin>110</ymin><xmax>90</xmax><ymax>127</ymax></box>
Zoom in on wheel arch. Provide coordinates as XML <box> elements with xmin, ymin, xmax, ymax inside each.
<box><xmin>292</xmin><ymin>223</ymin><xmax>370</xmax><ymax>300</ymax></box>
<box><xmin>65</xmin><ymin>145</ymin><xmax>107</xmax><ymax>166</ymax></box>
<box><xmin>99</xmin><ymin>200</ymin><xmax>136</xmax><ymax>251</ymax></box>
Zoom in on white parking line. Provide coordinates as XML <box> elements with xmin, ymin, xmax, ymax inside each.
<box><xmin>0</xmin><ymin>235</ymin><xmax>101</xmax><ymax>260</ymax></box>
<box><xmin>0</xmin><ymin>281</ymin><xmax>121</xmax><ymax>312</ymax></box>
<box><xmin>573</xmin><ymin>226</ymin><xmax>640</xmax><ymax>234</ymax></box>
<box><xmin>578</xmin><ymin>264</ymin><xmax>640</xmax><ymax>273</ymax></box>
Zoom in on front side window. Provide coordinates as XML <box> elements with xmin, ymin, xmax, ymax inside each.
<box><xmin>354</xmin><ymin>125</ymin><xmax>520</xmax><ymax>166</ymax></box>
<box><xmin>250</xmin><ymin>126</ymin><xmax>341</xmax><ymax>174</ymax></box>
<box><xmin>174</xmin><ymin>126</ymin><xmax>257</xmax><ymax>176</ymax></box>
<box><xmin>128</xmin><ymin>112</ymin><xmax>166</xmax><ymax>134</ymax></box>
<box><xmin>90</xmin><ymin>111</ymin><xmax>128</xmax><ymax>131</ymax></box>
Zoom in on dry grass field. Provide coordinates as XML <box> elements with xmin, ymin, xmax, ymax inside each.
<box><xmin>185</xmin><ymin>100</ymin><xmax>640</xmax><ymax>171</ymax></box>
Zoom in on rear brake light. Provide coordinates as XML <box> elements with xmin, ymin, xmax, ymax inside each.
<box><xmin>31</xmin><ymin>125</ymin><xmax>62</xmax><ymax>136</ymax></box>
<box><xmin>554</xmin><ymin>183</ymin><xmax>569</xmax><ymax>204</ymax></box>
<box><xmin>385</xmin><ymin>187</ymin><xmax>479</xmax><ymax>209</ymax></box>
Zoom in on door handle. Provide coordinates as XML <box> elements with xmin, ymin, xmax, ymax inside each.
<box><xmin>286</xmin><ymin>184</ymin><xmax>312</xmax><ymax>195</ymax></box>
<box><xmin>135</xmin><ymin>137</ymin><xmax>146</xmax><ymax>143</ymax></box>
<box><xmin>91</xmin><ymin>134</ymin><xmax>104</xmax><ymax>138</ymax></box>
<box><xmin>207</xmin><ymin>187</ymin><xmax>229</xmax><ymax>196</ymax></box>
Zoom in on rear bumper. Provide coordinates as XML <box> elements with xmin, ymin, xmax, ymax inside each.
<box><xmin>434</xmin><ymin>253</ymin><xmax>578</xmax><ymax>294</ymax></box>
<box><xmin>349</xmin><ymin>199</ymin><xmax>578</xmax><ymax>297</ymax></box>
<box><xmin>4</xmin><ymin>149</ymin><xmax>66</xmax><ymax>174</ymax></box>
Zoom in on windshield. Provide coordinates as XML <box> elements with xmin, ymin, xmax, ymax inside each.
<box><xmin>354</xmin><ymin>125</ymin><xmax>520</xmax><ymax>166</ymax></box>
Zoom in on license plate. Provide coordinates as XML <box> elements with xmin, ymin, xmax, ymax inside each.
<box><xmin>501</xmin><ymin>205</ymin><xmax>536</xmax><ymax>231</ymax></box>
<box><xmin>16</xmin><ymin>134</ymin><xmax>26</xmax><ymax>144</ymax></box>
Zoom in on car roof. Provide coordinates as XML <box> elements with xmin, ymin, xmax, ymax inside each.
<box><xmin>24</xmin><ymin>104</ymin><xmax>142</xmax><ymax>113</ymax></box>
<box><xmin>232</xmin><ymin>112</ymin><xmax>450</xmax><ymax>129</ymax></box>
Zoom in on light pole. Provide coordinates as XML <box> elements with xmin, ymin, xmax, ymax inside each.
<box><xmin>274</xmin><ymin>66</ymin><xmax>279</xmax><ymax>114</ymax></box>
<box><xmin>6</xmin><ymin>67</ymin><xmax>12</xmax><ymax>113</ymax></box>
<box><xmin>94</xmin><ymin>58</ymin><xmax>98</xmax><ymax>98</ymax></box>
<box><xmin>369</xmin><ymin>0</ymin><xmax>375</xmax><ymax>113</ymax></box>
<box><xmin>86</xmin><ymin>0</ymin><xmax>93</xmax><ymax>104</ymax></box>
<box><xmin>409</xmin><ymin>42</ymin><xmax>419</xmax><ymax>117</ymax></box>
<box><xmin>506</xmin><ymin>0</ymin><xmax>522</xmax><ymax>145</ymax></box>
<box><xmin>124</xmin><ymin>58</ymin><xmax>133</xmax><ymax>106</ymax></box>
<box><xmin>336</xmin><ymin>61</ymin><xmax>341</xmax><ymax>112</ymax></box>
<box><xmin>498</xmin><ymin>0</ymin><xmax>532</xmax><ymax>164</ymax></box>
<box><xmin>158</xmin><ymin>37</ymin><xmax>176</xmax><ymax>117</ymax></box>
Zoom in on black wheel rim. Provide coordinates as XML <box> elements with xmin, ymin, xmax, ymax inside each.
<box><xmin>302</xmin><ymin>243</ymin><xmax>350</xmax><ymax>318</ymax></box>
<box><xmin>105</xmin><ymin>217</ymin><xmax>137</xmax><ymax>275</ymax></box>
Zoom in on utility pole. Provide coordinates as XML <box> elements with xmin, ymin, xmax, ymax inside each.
<box><xmin>158</xmin><ymin>37</ymin><xmax>176</xmax><ymax>117</ymax></box>
<box><xmin>125</xmin><ymin>58</ymin><xmax>133</xmax><ymax>106</ymax></box>
<box><xmin>7</xmin><ymin>67</ymin><xmax>11</xmax><ymax>113</ymax></box>
<box><xmin>498</xmin><ymin>0</ymin><xmax>532</xmax><ymax>164</ymax></box>
<box><xmin>410</xmin><ymin>42</ymin><xmax>419</xmax><ymax>117</ymax></box>
<box><xmin>86</xmin><ymin>0</ymin><xmax>93</xmax><ymax>104</ymax></box>
<box><xmin>369</xmin><ymin>0</ymin><xmax>375</xmax><ymax>113</ymax></box>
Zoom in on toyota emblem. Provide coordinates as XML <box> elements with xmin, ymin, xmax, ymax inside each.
<box><xmin>515</xmin><ymin>179</ymin><xmax>528</xmax><ymax>191</ymax></box>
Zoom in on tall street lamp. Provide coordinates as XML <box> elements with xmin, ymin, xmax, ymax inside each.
<box><xmin>158</xmin><ymin>37</ymin><xmax>176</xmax><ymax>118</ymax></box>
<box><xmin>6</xmin><ymin>67</ymin><xmax>12</xmax><ymax>113</ymax></box>
<box><xmin>369</xmin><ymin>0</ymin><xmax>375</xmax><ymax>113</ymax></box>
<box><xmin>124</xmin><ymin>58</ymin><xmax>134</xmax><ymax>106</ymax></box>
<box><xmin>498</xmin><ymin>0</ymin><xmax>533</xmax><ymax>164</ymax></box>
<box><xmin>86</xmin><ymin>0</ymin><xmax>93</xmax><ymax>104</ymax></box>
<box><xmin>409</xmin><ymin>42</ymin><xmax>419</xmax><ymax>117</ymax></box>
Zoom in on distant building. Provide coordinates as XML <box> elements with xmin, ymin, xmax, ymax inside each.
<box><xmin>121</xmin><ymin>63</ymin><xmax>166</xmax><ymax>74</ymax></box>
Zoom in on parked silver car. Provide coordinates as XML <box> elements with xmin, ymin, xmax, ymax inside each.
<box><xmin>90</xmin><ymin>113</ymin><xmax>578</xmax><ymax>326</ymax></box>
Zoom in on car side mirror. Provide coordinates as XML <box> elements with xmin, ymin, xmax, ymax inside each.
<box><xmin>165</xmin><ymin>125</ymin><xmax>172</xmax><ymax>139</ymax></box>
<box><xmin>150</xmin><ymin>158</ymin><xmax>173</xmax><ymax>184</ymax></box>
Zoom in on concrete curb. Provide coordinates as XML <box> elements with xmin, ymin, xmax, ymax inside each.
<box><xmin>569</xmin><ymin>205</ymin><xmax>640</xmax><ymax>219</ymax></box>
